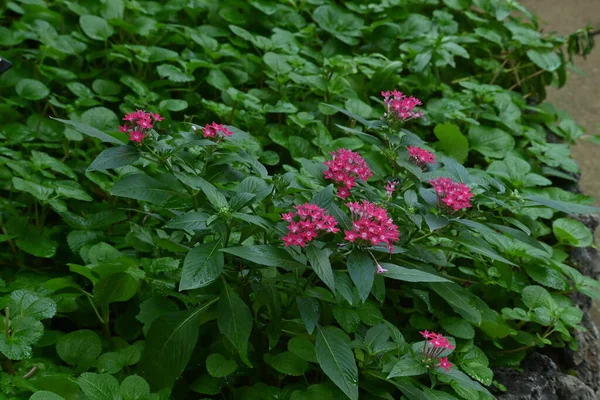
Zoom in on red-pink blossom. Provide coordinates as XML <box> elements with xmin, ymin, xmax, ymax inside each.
<box><xmin>281</xmin><ymin>203</ymin><xmax>339</xmax><ymax>247</ymax></box>
<box><xmin>438</xmin><ymin>357</ymin><xmax>453</xmax><ymax>372</ymax></box>
<box><xmin>381</xmin><ymin>90</ymin><xmax>423</xmax><ymax>122</ymax></box>
<box><xmin>419</xmin><ymin>331</ymin><xmax>455</xmax><ymax>368</ymax></box>
<box><xmin>376</xmin><ymin>262</ymin><xmax>388</xmax><ymax>274</ymax></box>
<box><xmin>407</xmin><ymin>146</ymin><xmax>436</xmax><ymax>166</ymax></box>
<box><xmin>323</xmin><ymin>149</ymin><xmax>373</xmax><ymax>199</ymax></box>
<box><xmin>344</xmin><ymin>200</ymin><xmax>399</xmax><ymax>252</ymax></box>
<box><xmin>385</xmin><ymin>181</ymin><xmax>397</xmax><ymax>196</ymax></box>
<box><xmin>201</xmin><ymin>122</ymin><xmax>233</xmax><ymax>139</ymax></box>
<box><xmin>120</xmin><ymin>110</ymin><xmax>163</xmax><ymax>144</ymax></box>
<box><xmin>429</xmin><ymin>177</ymin><xmax>473</xmax><ymax>211</ymax></box>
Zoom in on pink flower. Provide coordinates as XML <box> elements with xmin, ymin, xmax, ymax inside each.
<box><xmin>201</xmin><ymin>122</ymin><xmax>233</xmax><ymax>139</ymax></box>
<box><xmin>281</xmin><ymin>203</ymin><xmax>339</xmax><ymax>247</ymax></box>
<box><xmin>376</xmin><ymin>262</ymin><xmax>388</xmax><ymax>274</ymax></box>
<box><xmin>151</xmin><ymin>113</ymin><xmax>164</xmax><ymax>121</ymax></box>
<box><xmin>136</xmin><ymin>118</ymin><xmax>153</xmax><ymax>129</ymax></box>
<box><xmin>381</xmin><ymin>90</ymin><xmax>423</xmax><ymax>122</ymax></box>
<box><xmin>344</xmin><ymin>200</ymin><xmax>399</xmax><ymax>252</ymax></box>
<box><xmin>420</xmin><ymin>331</ymin><xmax>455</xmax><ymax>364</ymax></box>
<box><xmin>429</xmin><ymin>177</ymin><xmax>473</xmax><ymax>211</ymax></box>
<box><xmin>438</xmin><ymin>357</ymin><xmax>453</xmax><ymax>372</ymax></box>
<box><xmin>129</xmin><ymin>130</ymin><xmax>146</xmax><ymax>143</ymax></box>
<box><xmin>385</xmin><ymin>181</ymin><xmax>397</xmax><ymax>196</ymax></box>
<box><xmin>323</xmin><ymin>149</ymin><xmax>373</xmax><ymax>199</ymax></box>
<box><xmin>420</xmin><ymin>330</ymin><xmax>435</xmax><ymax>339</ymax></box>
<box><xmin>407</xmin><ymin>146</ymin><xmax>436</xmax><ymax>166</ymax></box>
<box><xmin>119</xmin><ymin>125</ymin><xmax>130</xmax><ymax>133</ymax></box>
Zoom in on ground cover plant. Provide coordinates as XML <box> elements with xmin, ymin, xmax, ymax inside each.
<box><xmin>1</xmin><ymin>0</ymin><xmax>599</xmax><ymax>399</ymax></box>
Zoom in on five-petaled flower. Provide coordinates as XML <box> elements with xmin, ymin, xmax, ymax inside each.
<box><xmin>438</xmin><ymin>357</ymin><xmax>453</xmax><ymax>372</ymax></box>
<box><xmin>385</xmin><ymin>181</ymin><xmax>397</xmax><ymax>196</ymax></box>
<box><xmin>201</xmin><ymin>122</ymin><xmax>233</xmax><ymax>139</ymax></box>
<box><xmin>281</xmin><ymin>203</ymin><xmax>339</xmax><ymax>247</ymax></box>
<box><xmin>344</xmin><ymin>200</ymin><xmax>399</xmax><ymax>252</ymax></box>
<box><xmin>381</xmin><ymin>90</ymin><xmax>423</xmax><ymax>122</ymax></box>
<box><xmin>407</xmin><ymin>146</ymin><xmax>436</xmax><ymax>166</ymax></box>
<box><xmin>323</xmin><ymin>149</ymin><xmax>373</xmax><ymax>199</ymax></box>
<box><xmin>429</xmin><ymin>177</ymin><xmax>473</xmax><ymax>211</ymax></box>
<box><xmin>120</xmin><ymin>110</ymin><xmax>163</xmax><ymax>144</ymax></box>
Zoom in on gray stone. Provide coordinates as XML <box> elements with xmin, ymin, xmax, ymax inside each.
<box><xmin>495</xmin><ymin>353</ymin><xmax>559</xmax><ymax>400</ymax></box>
<box><xmin>556</xmin><ymin>373</ymin><xmax>596</xmax><ymax>400</ymax></box>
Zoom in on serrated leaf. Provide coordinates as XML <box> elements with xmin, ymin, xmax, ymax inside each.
<box><xmin>180</xmin><ymin>242</ymin><xmax>224</xmax><ymax>291</ymax></box>
<box><xmin>56</xmin><ymin>330</ymin><xmax>102</xmax><ymax>367</ymax></box>
<box><xmin>429</xmin><ymin>282</ymin><xmax>482</xmax><ymax>324</ymax></box>
<box><xmin>388</xmin><ymin>354</ymin><xmax>427</xmax><ymax>378</ymax></box>
<box><xmin>10</xmin><ymin>290</ymin><xmax>56</xmax><ymax>320</ymax></box>
<box><xmin>0</xmin><ymin>316</ymin><xmax>43</xmax><ymax>360</ymax></box>
<box><xmin>77</xmin><ymin>373</ymin><xmax>121</xmax><ymax>400</ymax></box>
<box><xmin>297</xmin><ymin>296</ymin><xmax>320</xmax><ymax>335</ymax></box>
<box><xmin>315</xmin><ymin>326</ymin><xmax>358</xmax><ymax>400</ymax></box>
<box><xmin>120</xmin><ymin>375</ymin><xmax>150</xmax><ymax>400</ymax></box>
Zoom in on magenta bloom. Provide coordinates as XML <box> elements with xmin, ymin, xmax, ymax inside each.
<box><xmin>281</xmin><ymin>203</ymin><xmax>339</xmax><ymax>247</ymax></box>
<box><xmin>375</xmin><ymin>262</ymin><xmax>388</xmax><ymax>274</ymax></box>
<box><xmin>120</xmin><ymin>110</ymin><xmax>163</xmax><ymax>144</ymax></box>
<box><xmin>429</xmin><ymin>177</ymin><xmax>473</xmax><ymax>211</ymax></box>
<box><xmin>323</xmin><ymin>149</ymin><xmax>373</xmax><ymax>199</ymax></box>
<box><xmin>438</xmin><ymin>357</ymin><xmax>453</xmax><ymax>372</ymax></box>
<box><xmin>345</xmin><ymin>200</ymin><xmax>399</xmax><ymax>252</ymax></box>
<box><xmin>381</xmin><ymin>90</ymin><xmax>423</xmax><ymax>122</ymax></box>
<box><xmin>201</xmin><ymin>122</ymin><xmax>233</xmax><ymax>139</ymax></box>
<box><xmin>407</xmin><ymin>146</ymin><xmax>436</xmax><ymax>166</ymax></box>
<box><xmin>385</xmin><ymin>181</ymin><xmax>397</xmax><ymax>196</ymax></box>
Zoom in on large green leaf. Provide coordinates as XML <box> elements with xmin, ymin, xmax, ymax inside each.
<box><xmin>315</xmin><ymin>326</ymin><xmax>358</xmax><ymax>400</ymax></box>
<box><xmin>0</xmin><ymin>316</ymin><xmax>43</xmax><ymax>360</ymax></box>
<box><xmin>429</xmin><ymin>282</ymin><xmax>482</xmax><ymax>324</ymax></box>
<box><xmin>87</xmin><ymin>146</ymin><xmax>140</xmax><ymax>171</ymax></box>
<box><xmin>80</xmin><ymin>15</ymin><xmax>115</xmax><ymax>40</ymax></box>
<box><xmin>56</xmin><ymin>330</ymin><xmax>102</xmax><ymax>367</ymax></box>
<box><xmin>93</xmin><ymin>273</ymin><xmax>139</xmax><ymax>305</ymax></box>
<box><xmin>387</xmin><ymin>354</ymin><xmax>427</xmax><ymax>378</ymax></box>
<box><xmin>468</xmin><ymin>126</ymin><xmax>514</xmax><ymax>158</ymax></box>
<box><xmin>380</xmin><ymin>263</ymin><xmax>449</xmax><ymax>282</ymax></box>
<box><xmin>305</xmin><ymin>245</ymin><xmax>336</xmax><ymax>292</ymax></box>
<box><xmin>179</xmin><ymin>242</ymin><xmax>224</xmax><ymax>291</ymax></box>
<box><xmin>221</xmin><ymin>245</ymin><xmax>305</xmax><ymax>270</ymax></box>
<box><xmin>175</xmin><ymin>173</ymin><xmax>228</xmax><ymax>209</ymax></box>
<box><xmin>217</xmin><ymin>283</ymin><xmax>253</xmax><ymax>367</ymax></box>
<box><xmin>111</xmin><ymin>174</ymin><xmax>180</xmax><ymax>205</ymax></box>
<box><xmin>434</xmin><ymin>123</ymin><xmax>469</xmax><ymax>163</ymax></box>
<box><xmin>347</xmin><ymin>251</ymin><xmax>375</xmax><ymax>303</ymax></box>
<box><xmin>140</xmin><ymin>298</ymin><xmax>217</xmax><ymax>389</ymax></box>
<box><xmin>77</xmin><ymin>373</ymin><xmax>121</xmax><ymax>400</ymax></box>
<box><xmin>52</xmin><ymin>117</ymin><xmax>125</xmax><ymax>145</ymax></box>
<box><xmin>312</xmin><ymin>5</ymin><xmax>364</xmax><ymax>45</ymax></box>
<box><xmin>526</xmin><ymin>195</ymin><xmax>600</xmax><ymax>214</ymax></box>
<box><xmin>552</xmin><ymin>218</ymin><xmax>593</xmax><ymax>247</ymax></box>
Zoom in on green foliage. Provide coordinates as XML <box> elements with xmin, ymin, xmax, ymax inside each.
<box><xmin>0</xmin><ymin>0</ymin><xmax>598</xmax><ymax>399</ymax></box>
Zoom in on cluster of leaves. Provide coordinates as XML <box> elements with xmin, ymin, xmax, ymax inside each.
<box><xmin>1</xmin><ymin>0</ymin><xmax>599</xmax><ymax>399</ymax></box>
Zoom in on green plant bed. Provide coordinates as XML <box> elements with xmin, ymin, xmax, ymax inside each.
<box><xmin>0</xmin><ymin>0</ymin><xmax>599</xmax><ymax>399</ymax></box>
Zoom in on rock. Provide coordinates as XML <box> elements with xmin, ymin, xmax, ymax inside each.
<box><xmin>555</xmin><ymin>373</ymin><xmax>596</xmax><ymax>400</ymax></box>
<box><xmin>495</xmin><ymin>353</ymin><xmax>559</xmax><ymax>400</ymax></box>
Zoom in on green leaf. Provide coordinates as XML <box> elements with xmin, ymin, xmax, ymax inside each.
<box><xmin>0</xmin><ymin>316</ymin><xmax>43</xmax><ymax>360</ymax></box>
<box><xmin>369</xmin><ymin>61</ymin><xmax>403</xmax><ymax>92</ymax></box>
<box><xmin>136</xmin><ymin>296</ymin><xmax>178</xmax><ymax>335</ymax></box>
<box><xmin>429</xmin><ymin>282</ymin><xmax>482</xmax><ymax>324</ymax></box>
<box><xmin>98</xmin><ymin>352</ymin><xmax>127</xmax><ymax>374</ymax></box>
<box><xmin>221</xmin><ymin>245</ymin><xmax>305</xmax><ymax>270</ymax></box>
<box><xmin>120</xmin><ymin>375</ymin><xmax>150</xmax><ymax>400</ymax></box>
<box><xmin>387</xmin><ymin>354</ymin><xmax>427</xmax><ymax>378</ymax></box>
<box><xmin>157</xmin><ymin>64</ymin><xmax>194</xmax><ymax>83</ymax></box>
<box><xmin>12</xmin><ymin>177</ymin><xmax>53</xmax><ymax>201</ymax></box>
<box><xmin>206</xmin><ymin>353</ymin><xmax>237</xmax><ymax>377</ymax></box>
<box><xmin>217</xmin><ymin>282</ymin><xmax>253</xmax><ymax>367</ymax></box>
<box><xmin>140</xmin><ymin>299</ymin><xmax>217</xmax><ymax>390</ymax></box>
<box><xmin>80</xmin><ymin>15</ymin><xmax>115</xmax><ymax>40</ymax></box>
<box><xmin>16</xmin><ymin>79</ymin><xmax>50</xmax><ymax>100</ymax></box>
<box><xmin>297</xmin><ymin>296</ymin><xmax>320</xmax><ymax>335</ymax></box>
<box><xmin>305</xmin><ymin>245</ymin><xmax>335</xmax><ymax>292</ymax></box>
<box><xmin>52</xmin><ymin>117</ymin><xmax>125</xmax><ymax>145</ymax></box>
<box><xmin>111</xmin><ymin>174</ymin><xmax>179</xmax><ymax>205</ymax></box>
<box><xmin>175</xmin><ymin>173</ymin><xmax>228</xmax><ymax>209</ymax></box>
<box><xmin>434</xmin><ymin>123</ymin><xmax>469</xmax><ymax>163</ymax></box>
<box><xmin>270</xmin><ymin>351</ymin><xmax>308</xmax><ymax>376</ymax></box>
<box><xmin>313</xmin><ymin>5</ymin><xmax>364</xmax><ymax>45</ymax></box>
<box><xmin>88</xmin><ymin>146</ymin><xmax>140</xmax><ymax>171</ymax></box>
<box><xmin>526</xmin><ymin>50</ymin><xmax>561</xmax><ymax>72</ymax></box>
<box><xmin>526</xmin><ymin>195</ymin><xmax>600</xmax><ymax>214</ymax></box>
<box><xmin>10</xmin><ymin>290</ymin><xmax>57</xmax><ymax>319</ymax></box>
<box><xmin>553</xmin><ymin>218</ymin><xmax>593</xmax><ymax>247</ymax></box>
<box><xmin>468</xmin><ymin>126</ymin><xmax>515</xmax><ymax>158</ymax></box>
<box><xmin>347</xmin><ymin>251</ymin><xmax>375</xmax><ymax>303</ymax></box>
<box><xmin>30</xmin><ymin>391</ymin><xmax>66</xmax><ymax>400</ymax></box>
<box><xmin>77</xmin><ymin>373</ymin><xmax>121</xmax><ymax>400</ymax></box>
<box><xmin>439</xmin><ymin>317</ymin><xmax>475</xmax><ymax>339</ymax></box>
<box><xmin>56</xmin><ymin>329</ymin><xmax>102</xmax><ymax>367</ymax></box>
<box><xmin>521</xmin><ymin>285</ymin><xmax>555</xmax><ymax>309</ymax></box>
<box><xmin>94</xmin><ymin>273</ymin><xmax>138</xmax><ymax>305</ymax></box>
<box><xmin>165</xmin><ymin>212</ymin><xmax>209</xmax><ymax>231</ymax></box>
<box><xmin>380</xmin><ymin>263</ymin><xmax>449</xmax><ymax>282</ymax></box>
<box><xmin>288</xmin><ymin>336</ymin><xmax>317</xmax><ymax>363</ymax></box>
<box><xmin>436</xmin><ymin>368</ymin><xmax>492</xmax><ymax>396</ymax></box>
<box><xmin>159</xmin><ymin>99</ymin><xmax>188</xmax><ymax>111</ymax></box>
<box><xmin>180</xmin><ymin>242</ymin><xmax>224</xmax><ymax>291</ymax></box>
<box><xmin>315</xmin><ymin>326</ymin><xmax>358</xmax><ymax>400</ymax></box>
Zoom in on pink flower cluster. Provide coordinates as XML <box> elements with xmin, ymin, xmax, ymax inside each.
<box><xmin>420</xmin><ymin>330</ymin><xmax>454</xmax><ymax>372</ymax></box>
<box><xmin>381</xmin><ymin>90</ymin><xmax>423</xmax><ymax>122</ymax></box>
<box><xmin>323</xmin><ymin>149</ymin><xmax>373</xmax><ymax>199</ymax></box>
<box><xmin>200</xmin><ymin>122</ymin><xmax>233</xmax><ymax>139</ymax></box>
<box><xmin>407</xmin><ymin>146</ymin><xmax>436</xmax><ymax>166</ymax></box>
<box><xmin>344</xmin><ymin>201</ymin><xmax>399</xmax><ymax>252</ymax></box>
<box><xmin>120</xmin><ymin>110</ymin><xmax>164</xmax><ymax>143</ymax></box>
<box><xmin>281</xmin><ymin>203</ymin><xmax>339</xmax><ymax>247</ymax></box>
<box><xmin>385</xmin><ymin>181</ymin><xmax>397</xmax><ymax>196</ymax></box>
<box><xmin>429</xmin><ymin>177</ymin><xmax>474</xmax><ymax>211</ymax></box>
